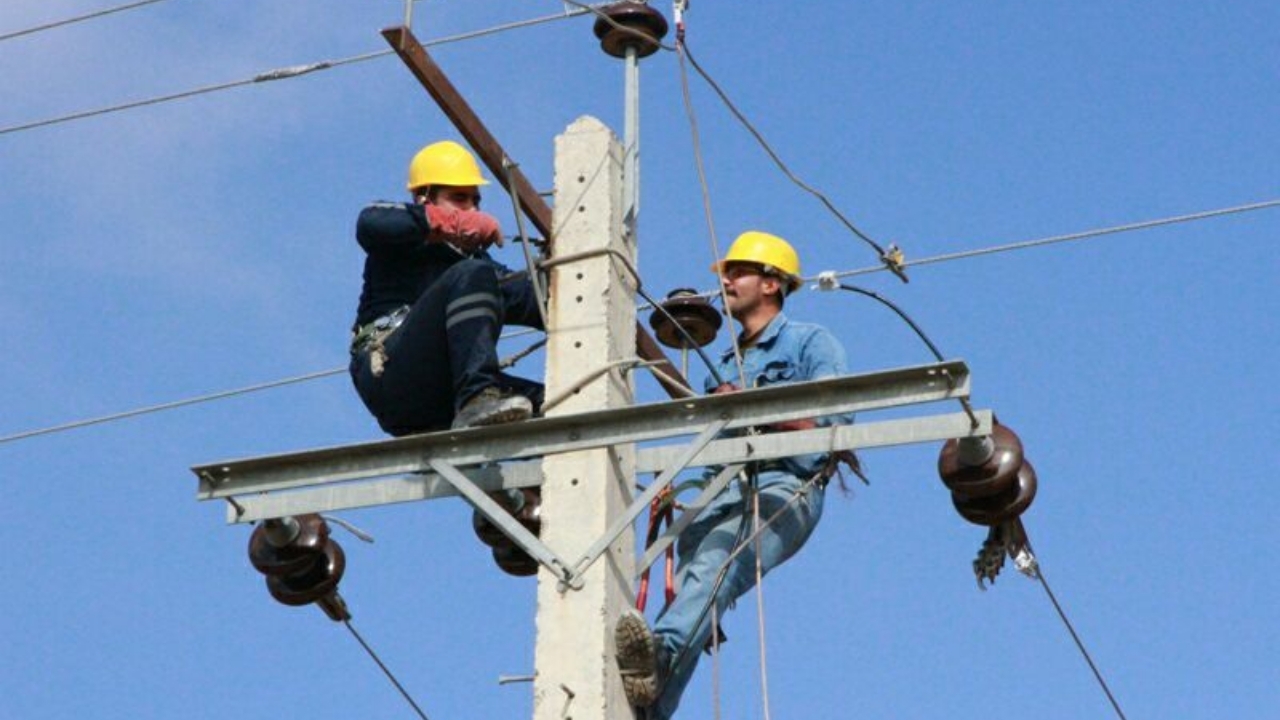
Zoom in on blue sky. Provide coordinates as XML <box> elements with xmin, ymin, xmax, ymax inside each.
<box><xmin>1</xmin><ymin>1</ymin><xmax>1276</xmax><ymax>718</ymax></box>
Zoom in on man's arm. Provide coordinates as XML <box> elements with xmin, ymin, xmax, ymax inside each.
<box><xmin>356</xmin><ymin>201</ymin><xmax>502</xmax><ymax>254</ymax></box>
<box><xmin>355</xmin><ymin>202</ymin><xmax>431</xmax><ymax>252</ymax></box>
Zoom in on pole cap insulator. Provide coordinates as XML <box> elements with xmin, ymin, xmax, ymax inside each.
<box><xmin>938</xmin><ymin>422</ymin><xmax>1024</xmax><ymax>499</ymax></box>
<box><xmin>248</xmin><ymin>514</ymin><xmax>331</xmax><ymax>576</ymax></box>
<box><xmin>650</xmin><ymin>289</ymin><xmax>722</xmax><ymax>349</ymax></box>
<box><xmin>593</xmin><ymin>2</ymin><xmax>669</xmax><ymax>59</ymax></box>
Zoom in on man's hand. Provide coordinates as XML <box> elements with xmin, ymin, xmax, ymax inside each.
<box><xmin>710</xmin><ymin>383</ymin><xmax>741</xmax><ymax>395</ymax></box>
<box><xmin>424</xmin><ymin>204</ymin><xmax>504</xmax><ymax>252</ymax></box>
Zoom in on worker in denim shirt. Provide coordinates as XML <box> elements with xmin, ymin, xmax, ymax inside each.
<box><xmin>615</xmin><ymin>231</ymin><xmax>854</xmax><ymax>719</ymax></box>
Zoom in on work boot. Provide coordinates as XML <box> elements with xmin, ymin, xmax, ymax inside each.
<box><xmin>615</xmin><ymin>608</ymin><xmax>661</xmax><ymax>708</ymax></box>
<box><xmin>452</xmin><ymin>387</ymin><xmax>533</xmax><ymax>429</ymax></box>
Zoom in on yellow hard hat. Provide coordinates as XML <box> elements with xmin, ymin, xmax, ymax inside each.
<box><xmin>711</xmin><ymin>231</ymin><xmax>802</xmax><ymax>293</ymax></box>
<box><xmin>407</xmin><ymin>141</ymin><xmax>490</xmax><ymax>190</ymax></box>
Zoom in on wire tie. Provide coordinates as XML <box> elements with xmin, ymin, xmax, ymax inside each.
<box><xmin>880</xmin><ymin>243</ymin><xmax>909</xmax><ymax>283</ymax></box>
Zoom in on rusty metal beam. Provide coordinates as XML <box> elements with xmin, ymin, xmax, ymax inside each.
<box><xmin>382</xmin><ymin>26</ymin><xmax>552</xmax><ymax>240</ymax></box>
<box><xmin>381</xmin><ymin>25</ymin><xmax>691</xmax><ymax>398</ymax></box>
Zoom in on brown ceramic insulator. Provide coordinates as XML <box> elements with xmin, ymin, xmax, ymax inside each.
<box><xmin>492</xmin><ymin>545</ymin><xmax>539</xmax><ymax>577</ymax></box>
<box><xmin>650</xmin><ymin>290</ymin><xmax>722</xmax><ymax>349</ymax></box>
<box><xmin>593</xmin><ymin>2</ymin><xmax>669</xmax><ymax>58</ymax></box>
<box><xmin>266</xmin><ymin>540</ymin><xmax>347</xmax><ymax>606</ymax></box>
<box><xmin>472</xmin><ymin>489</ymin><xmax>541</xmax><ymax>548</ymax></box>
<box><xmin>515</xmin><ymin>488</ymin><xmax>542</xmax><ymax>535</ymax></box>
<box><xmin>472</xmin><ymin>511</ymin><xmax>507</xmax><ymax>548</ymax></box>
<box><xmin>938</xmin><ymin>423</ymin><xmax>1024</xmax><ymax>499</ymax></box>
<box><xmin>248</xmin><ymin>514</ymin><xmax>330</xmax><ymax>576</ymax></box>
<box><xmin>951</xmin><ymin>460</ymin><xmax>1038</xmax><ymax>527</ymax></box>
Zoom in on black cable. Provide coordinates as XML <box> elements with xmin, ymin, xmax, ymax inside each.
<box><xmin>679</xmin><ymin>41</ymin><xmax>895</xmax><ymax>272</ymax></box>
<box><xmin>833</xmin><ymin>284</ymin><xmax>946</xmax><ymax>362</ymax></box>
<box><xmin>344</xmin><ymin>620</ymin><xmax>433</xmax><ymax>720</ymax></box>
<box><xmin>1031</xmin><ymin>561</ymin><xmax>1129</xmax><ymax>720</ymax></box>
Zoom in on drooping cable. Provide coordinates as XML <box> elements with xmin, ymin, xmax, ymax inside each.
<box><xmin>0</xmin><ymin>5</ymin><xmax>609</xmax><ymax>137</ymax></box>
<box><xmin>502</xmin><ymin>159</ymin><xmax>551</xmax><ymax>331</ymax></box>
<box><xmin>679</xmin><ymin>41</ymin><xmax>905</xmax><ymax>281</ymax></box>
<box><xmin>343</xmin><ymin>620</ymin><xmax>433</xmax><ymax>720</ymax></box>
<box><xmin>0</xmin><ymin>0</ymin><xmax>171</xmax><ymax>44</ymax></box>
<box><xmin>829</xmin><ymin>284</ymin><xmax>946</xmax><ymax>363</ymax></box>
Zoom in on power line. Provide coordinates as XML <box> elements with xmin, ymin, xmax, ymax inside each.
<box><xmin>344</xmin><ymin>620</ymin><xmax>433</xmax><ymax>720</ymax></box>
<box><xmin>1032</xmin><ymin>562</ymin><xmax>1129</xmax><ymax>720</ymax></box>
<box><xmin>825</xmin><ymin>198</ymin><xmax>1280</xmax><ymax>280</ymax></box>
<box><xmin>0</xmin><ymin>0</ymin><xmax>171</xmax><ymax>44</ymax></box>
<box><xmin>0</xmin><ymin>367</ymin><xmax>345</xmax><ymax>446</ymax></box>
<box><xmin>0</xmin><ymin>6</ymin><xmax>605</xmax><ymax>137</ymax></box>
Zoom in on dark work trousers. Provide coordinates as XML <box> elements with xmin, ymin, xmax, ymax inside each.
<box><xmin>350</xmin><ymin>259</ymin><xmax>545</xmax><ymax>436</ymax></box>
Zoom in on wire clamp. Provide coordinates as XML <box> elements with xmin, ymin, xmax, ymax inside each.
<box><xmin>880</xmin><ymin>243</ymin><xmax>909</xmax><ymax>283</ymax></box>
<box><xmin>814</xmin><ymin>270</ymin><xmax>839</xmax><ymax>292</ymax></box>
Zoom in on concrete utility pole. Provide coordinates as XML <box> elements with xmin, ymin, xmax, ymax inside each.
<box><xmin>533</xmin><ymin>116</ymin><xmax>637</xmax><ymax>720</ymax></box>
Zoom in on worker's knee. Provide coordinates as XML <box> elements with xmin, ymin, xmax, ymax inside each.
<box><xmin>445</xmin><ymin>258</ymin><xmax>500</xmax><ymax>292</ymax></box>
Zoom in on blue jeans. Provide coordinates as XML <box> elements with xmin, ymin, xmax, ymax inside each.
<box><xmin>650</xmin><ymin>469</ymin><xmax>825</xmax><ymax>720</ymax></box>
<box><xmin>350</xmin><ymin>259</ymin><xmax>544</xmax><ymax>435</ymax></box>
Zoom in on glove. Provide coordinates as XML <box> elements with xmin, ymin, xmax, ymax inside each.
<box><xmin>769</xmin><ymin>417</ymin><xmax>818</xmax><ymax>433</ymax></box>
<box><xmin>424</xmin><ymin>204</ymin><xmax>504</xmax><ymax>251</ymax></box>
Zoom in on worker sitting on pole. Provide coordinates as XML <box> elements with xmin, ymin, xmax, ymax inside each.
<box><xmin>349</xmin><ymin>140</ymin><xmax>545</xmax><ymax>434</ymax></box>
<box><xmin>615</xmin><ymin>230</ymin><xmax>854</xmax><ymax>718</ymax></box>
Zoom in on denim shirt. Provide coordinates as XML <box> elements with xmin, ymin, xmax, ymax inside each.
<box><xmin>704</xmin><ymin>312</ymin><xmax>852</xmax><ymax>479</ymax></box>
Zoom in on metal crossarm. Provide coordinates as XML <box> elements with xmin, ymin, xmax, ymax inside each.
<box><xmin>192</xmin><ymin>361</ymin><xmax>973</xmax><ymax>506</ymax></box>
<box><xmin>211</xmin><ymin>410</ymin><xmax>990</xmax><ymax>523</ymax></box>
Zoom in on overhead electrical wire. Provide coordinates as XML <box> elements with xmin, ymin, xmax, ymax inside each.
<box><xmin>0</xmin><ymin>367</ymin><xmax>345</xmax><ymax>446</ymax></box>
<box><xmin>344</xmin><ymin>620</ymin><xmax>434</xmax><ymax>720</ymax></box>
<box><xmin>827</xmin><ymin>198</ymin><xmax>1280</xmax><ymax>280</ymax></box>
<box><xmin>1032</xmin><ymin>561</ymin><xmax>1129</xmax><ymax>720</ymax></box>
<box><xmin>0</xmin><ymin>4</ymin><xmax>608</xmax><ymax>137</ymax></box>
<box><xmin>0</xmin><ymin>0</ymin><xmax>172</xmax><ymax>44</ymax></box>
<box><xmin>2</xmin><ymin>197</ymin><xmax>1275</xmax><ymax>448</ymax></box>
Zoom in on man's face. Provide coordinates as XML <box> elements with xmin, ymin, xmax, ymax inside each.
<box><xmin>427</xmin><ymin>185</ymin><xmax>481</xmax><ymax>212</ymax></box>
<box><xmin>721</xmin><ymin>262</ymin><xmax>781</xmax><ymax>318</ymax></box>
